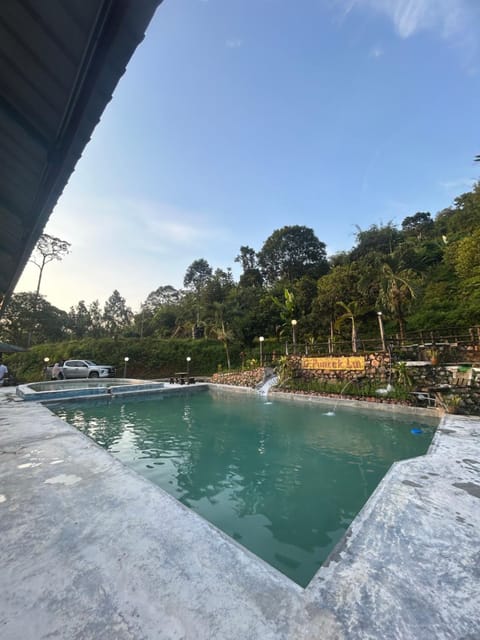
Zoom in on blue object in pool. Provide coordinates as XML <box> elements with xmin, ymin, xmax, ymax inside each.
<box><xmin>411</xmin><ymin>427</ymin><xmax>423</xmax><ymax>435</ymax></box>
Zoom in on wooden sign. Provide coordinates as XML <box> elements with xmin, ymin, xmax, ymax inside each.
<box><xmin>301</xmin><ymin>356</ymin><xmax>365</xmax><ymax>371</ymax></box>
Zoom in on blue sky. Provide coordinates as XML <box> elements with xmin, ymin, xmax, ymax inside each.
<box><xmin>16</xmin><ymin>0</ymin><xmax>480</xmax><ymax>312</ymax></box>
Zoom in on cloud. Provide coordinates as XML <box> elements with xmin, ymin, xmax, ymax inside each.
<box><xmin>47</xmin><ymin>194</ymin><xmax>226</xmax><ymax>252</ymax></box>
<box><xmin>439</xmin><ymin>177</ymin><xmax>476</xmax><ymax>191</ymax></box>
<box><xmin>369</xmin><ymin>46</ymin><xmax>383</xmax><ymax>58</ymax></box>
<box><xmin>340</xmin><ymin>0</ymin><xmax>479</xmax><ymax>53</ymax></box>
<box><xmin>226</xmin><ymin>38</ymin><xmax>243</xmax><ymax>49</ymax></box>
<box><xmin>15</xmin><ymin>194</ymin><xmax>233</xmax><ymax>311</ymax></box>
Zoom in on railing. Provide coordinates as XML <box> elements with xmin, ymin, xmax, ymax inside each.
<box><xmin>258</xmin><ymin>325</ymin><xmax>480</xmax><ymax>361</ymax></box>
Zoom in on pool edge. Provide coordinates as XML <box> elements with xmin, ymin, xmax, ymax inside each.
<box><xmin>1</xmin><ymin>386</ymin><xmax>478</xmax><ymax>638</ymax></box>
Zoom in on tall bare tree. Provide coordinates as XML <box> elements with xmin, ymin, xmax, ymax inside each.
<box><xmin>31</xmin><ymin>234</ymin><xmax>71</xmax><ymax>299</ymax></box>
<box><xmin>28</xmin><ymin>233</ymin><xmax>71</xmax><ymax>345</ymax></box>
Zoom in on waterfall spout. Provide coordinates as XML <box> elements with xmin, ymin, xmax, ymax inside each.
<box><xmin>257</xmin><ymin>375</ymin><xmax>279</xmax><ymax>397</ymax></box>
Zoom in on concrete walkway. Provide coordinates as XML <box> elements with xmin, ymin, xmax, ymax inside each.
<box><xmin>1</xmin><ymin>386</ymin><xmax>479</xmax><ymax>639</ymax></box>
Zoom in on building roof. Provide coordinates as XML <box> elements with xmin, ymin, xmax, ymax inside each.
<box><xmin>0</xmin><ymin>0</ymin><xmax>161</xmax><ymax>315</ymax></box>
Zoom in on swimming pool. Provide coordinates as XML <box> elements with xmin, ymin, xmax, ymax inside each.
<box><xmin>16</xmin><ymin>379</ymin><xmax>167</xmax><ymax>402</ymax></box>
<box><xmin>52</xmin><ymin>389</ymin><xmax>436</xmax><ymax>586</ymax></box>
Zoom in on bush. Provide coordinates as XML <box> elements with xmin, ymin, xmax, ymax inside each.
<box><xmin>6</xmin><ymin>337</ymin><xmax>244</xmax><ymax>383</ymax></box>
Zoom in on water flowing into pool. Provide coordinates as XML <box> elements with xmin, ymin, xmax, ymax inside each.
<box><xmin>324</xmin><ymin>379</ymin><xmax>357</xmax><ymax>416</ymax></box>
<box><xmin>257</xmin><ymin>375</ymin><xmax>279</xmax><ymax>397</ymax></box>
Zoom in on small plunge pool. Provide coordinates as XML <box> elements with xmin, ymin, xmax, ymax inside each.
<box><xmin>17</xmin><ymin>379</ymin><xmax>166</xmax><ymax>402</ymax></box>
<box><xmin>51</xmin><ymin>389</ymin><xmax>437</xmax><ymax>587</ymax></box>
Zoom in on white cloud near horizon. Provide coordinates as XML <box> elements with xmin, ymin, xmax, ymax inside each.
<box><xmin>55</xmin><ymin>194</ymin><xmax>228</xmax><ymax>247</ymax></box>
<box><xmin>15</xmin><ymin>194</ymin><xmax>235</xmax><ymax>312</ymax></box>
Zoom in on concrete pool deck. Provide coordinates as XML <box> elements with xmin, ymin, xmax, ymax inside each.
<box><xmin>0</xmin><ymin>385</ymin><xmax>479</xmax><ymax>639</ymax></box>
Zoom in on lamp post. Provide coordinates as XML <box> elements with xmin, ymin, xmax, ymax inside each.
<box><xmin>123</xmin><ymin>356</ymin><xmax>129</xmax><ymax>378</ymax></box>
<box><xmin>291</xmin><ymin>319</ymin><xmax>297</xmax><ymax>354</ymax></box>
<box><xmin>186</xmin><ymin>356</ymin><xmax>191</xmax><ymax>376</ymax></box>
<box><xmin>377</xmin><ymin>312</ymin><xmax>386</xmax><ymax>352</ymax></box>
<box><xmin>259</xmin><ymin>336</ymin><xmax>264</xmax><ymax>366</ymax></box>
<box><xmin>43</xmin><ymin>356</ymin><xmax>50</xmax><ymax>380</ymax></box>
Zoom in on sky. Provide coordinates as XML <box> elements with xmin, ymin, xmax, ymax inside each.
<box><xmin>15</xmin><ymin>0</ymin><xmax>480</xmax><ymax>313</ymax></box>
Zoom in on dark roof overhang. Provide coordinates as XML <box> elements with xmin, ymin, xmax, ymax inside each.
<box><xmin>0</xmin><ymin>0</ymin><xmax>161</xmax><ymax>315</ymax></box>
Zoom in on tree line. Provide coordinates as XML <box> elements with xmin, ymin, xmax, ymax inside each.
<box><xmin>1</xmin><ymin>180</ymin><xmax>479</xmax><ymax>353</ymax></box>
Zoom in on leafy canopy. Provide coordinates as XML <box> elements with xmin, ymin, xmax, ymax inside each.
<box><xmin>257</xmin><ymin>225</ymin><xmax>328</xmax><ymax>285</ymax></box>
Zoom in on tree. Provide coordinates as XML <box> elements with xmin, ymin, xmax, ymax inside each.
<box><xmin>27</xmin><ymin>233</ymin><xmax>71</xmax><ymax>345</ymax></box>
<box><xmin>435</xmin><ymin>182</ymin><xmax>480</xmax><ymax>239</ymax></box>
<box><xmin>328</xmin><ymin>251</ymin><xmax>351</xmax><ymax>268</ymax></box>
<box><xmin>312</xmin><ymin>263</ymin><xmax>365</xmax><ymax>346</ymax></box>
<box><xmin>335</xmin><ymin>301</ymin><xmax>361</xmax><ymax>353</ymax></box>
<box><xmin>228</xmin><ymin>284</ymin><xmax>266</xmax><ymax>345</ymax></box>
<box><xmin>183</xmin><ymin>258</ymin><xmax>213</xmax><ymax>331</ymax></box>
<box><xmin>67</xmin><ymin>301</ymin><xmax>91</xmax><ymax>338</ymax></box>
<box><xmin>271</xmin><ymin>287</ymin><xmax>296</xmax><ymax>329</ymax></box>
<box><xmin>210</xmin><ymin>302</ymin><xmax>234</xmax><ymax>370</ymax></box>
<box><xmin>401</xmin><ymin>212</ymin><xmax>434</xmax><ymax>239</ymax></box>
<box><xmin>202</xmin><ymin>268</ymin><xmax>235</xmax><ymax>314</ymax></box>
<box><xmin>239</xmin><ymin>269</ymin><xmax>263</xmax><ymax>289</ymax></box>
<box><xmin>142</xmin><ymin>285</ymin><xmax>180</xmax><ymax>313</ymax></box>
<box><xmin>0</xmin><ymin>292</ymin><xmax>68</xmax><ymax>345</ymax></box>
<box><xmin>136</xmin><ymin>286</ymin><xmax>181</xmax><ymax>338</ymax></box>
<box><xmin>88</xmin><ymin>300</ymin><xmax>104</xmax><ymax>338</ymax></box>
<box><xmin>235</xmin><ymin>246</ymin><xmax>263</xmax><ymax>288</ymax></box>
<box><xmin>30</xmin><ymin>234</ymin><xmax>71</xmax><ymax>299</ymax></box>
<box><xmin>292</xmin><ymin>276</ymin><xmax>318</xmax><ymax>318</ymax></box>
<box><xmin>150</xmin><ymin>307</ymin><xmax>178</xmax><ymax>338</ymax></box>
<box><xmin>103</xmin><ymin>290</ymin><xmax>133</xmax><ymax>338</ymax></box>
<box><xmin>183</xmin><ymin>259</ymin><xmax>213</xmax><ymax>291</ymax></box>
<box><xmin>235</xmin><ymin>246</ymin><xmax>257</xmax><ymax>272</ymax></box>
<box><xmin>445</xmin><ymin>229</ymin><xmax>480</xmax><ymax>280</ymax></box>
<box><xmin>377</xmin><ymin>261</ymin><xmax>417</xmax><ymax>342</ymax></box>
<box><xmin>394</xmin><ymin>236</ymin><xmax>444</xmax><ymax>272</ymax></box>
<box><xmin>257</xmin><ymin>225</ymin><xmax>328</xmax><ymax>285</ymax></box>
<box><xmin>350</xmin><ymin>223</ymin><xmax>401</xmax><ymax>261</ymax></box>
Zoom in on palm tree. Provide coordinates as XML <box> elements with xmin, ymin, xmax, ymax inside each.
<box><xmin>271</xmin><ymin>287</ymin><xmax>297</xmax><ymax>345</ymax></box>
<box><xmin>377</xmin><ymin>262</ymin><xmax>417</xmax><ymax>342</ymax></box>
<box><xmin>334</xmin><ymin>301</ymin><xmax>361</xmax><ymax>353</ymax></box>
<box><xmin>210</xmin><ymin>303</ymin><xmax>234</xmax><ymax>370</ymax></box>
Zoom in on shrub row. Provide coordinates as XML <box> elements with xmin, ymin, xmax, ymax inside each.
<box><xmin>4</xmin><ymin>338</ymin><xmax>245</xmax><ymax>383</ymax></box>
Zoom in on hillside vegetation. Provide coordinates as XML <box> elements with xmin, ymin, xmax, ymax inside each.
<box><xmin>2</xmin><ymin>181</ymin><xmax>479</xmax><ymax>373</ymax></box>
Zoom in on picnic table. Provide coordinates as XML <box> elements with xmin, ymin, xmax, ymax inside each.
<box><xmin>170</xmin><ymin>372</ymin><xmax>196</xmax><ymax>385</ymax></box>
<box><xmin>174</xmin><ymin>372</ymin><xmax>188</xmax><ymax>384</ymax></box>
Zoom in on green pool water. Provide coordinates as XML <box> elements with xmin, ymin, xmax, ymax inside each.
<box><xmin>52</xmin><ymin>390</ymin><xmax>436</xmax><ymax>587</ymax></box>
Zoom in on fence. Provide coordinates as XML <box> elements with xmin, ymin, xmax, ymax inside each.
<box><xmin>262</xmin><ymin>325</ymin><xmax>480</xmax><ymax>362</ymax></box>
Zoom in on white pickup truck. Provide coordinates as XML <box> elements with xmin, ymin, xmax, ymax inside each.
<box><xmin>57</xmin><ymin>359</ymin><xmax>116</xmax><ymax>379</ymax></box>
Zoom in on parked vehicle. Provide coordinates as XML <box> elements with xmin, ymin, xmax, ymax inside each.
<box><xmin>58</xmin><ymin>359</ymin><xmax>116</xmax><ymax>379</ymax></box>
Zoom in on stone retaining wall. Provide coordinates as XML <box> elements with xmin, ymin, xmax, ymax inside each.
<box><xmin>297</xmin><ymin>357</ymin><xmax>480</xmax><ymax>415</ymax></box>
<box><xmin>404</xmin><ymin>364</ymin><xmax>480</xmax><ymax>414</ymax></box>
<box><xmin>210</xmin><ymin>360</ymin><xmax>480</xmax><ymax>414</ymax></box>
<box><xmin>211</xmin><ymin>368</ymin><xmax>265</xmax><ymax>388</ymax></box>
